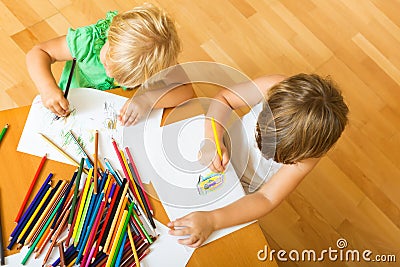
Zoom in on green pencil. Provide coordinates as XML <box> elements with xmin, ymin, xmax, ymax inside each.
<box><xmin>0</xmin><ymin>124</ymin><xmax>8</xmax><ymax>144</ymax></box>
<box><xmin>21</xmin><ymin>198</ymin><xmax>63</xmax><ymax>265</ymax></box>
<box><xmin>133</xmin><ymin>210</ymin><xmax>153</xmax><ymax>244</ymax></box>
<box><xmin>74</xmin><ymin>183</ymin><xmax>94</xmax><ymax>246</ymax></box>
<box><xmin>68</xmin><ymin>158</ymin><xmax>85</xmax><ymax>226</ymax></box>
<box><xmin>111</xmin><ymin>202</ymin><xmax>134</xmax><ymax>266</ymax></box>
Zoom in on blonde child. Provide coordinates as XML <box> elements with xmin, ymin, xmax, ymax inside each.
<box><xmin>26</xmin><ymin>3</ymin><xmax>193</xmax><ymax>125</ymax></box>
<box><xmin>168</xmin><ymin>73</ymin><xmax>349</xmax><ymax>247</ymax></box>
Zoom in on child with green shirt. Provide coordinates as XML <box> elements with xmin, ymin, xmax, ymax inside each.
<box><xmin>26</xmin><ymin>3</ymin><xmax>193</xmax><ymax>126</ymax></box>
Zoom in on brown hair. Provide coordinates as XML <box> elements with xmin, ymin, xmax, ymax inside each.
<box><xmin>106</xmin><ymin>3</ymin><xmax>181</xmax><ymax>88</ymax></box>
<box><xmin>256</xmin><ymin>73</ymin><xmax>349</xmax><ymax>164</ymax></box>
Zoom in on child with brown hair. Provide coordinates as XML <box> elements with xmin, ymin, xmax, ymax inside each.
<box><xmin>26</xmin><ymin>3</ymin><xmax>193</xmax><ymax>125</ymax></box>
<box><xmin>168</xmin><ymin>73</ymin><xmax>349</xmax><ymax>247</ymax></box>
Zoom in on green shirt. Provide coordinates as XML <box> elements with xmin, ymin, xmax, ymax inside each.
<box><xmin>59</xmin><ymin>11</ymin><xmax>119</xmax><ymax>91</ymax></box>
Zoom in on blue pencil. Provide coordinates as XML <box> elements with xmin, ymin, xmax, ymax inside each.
<box><xmin>108</xmin><ymin>183</ymin><xmax>117</xmax><ymax>203</ymax></box>
<box><xmin>50</xmin><ymin>244</ymin><xmax>76</xmax><ymax>266</ymax></box>
<box><xmin>115</xmin><ymin>231</ymin><xmax>128</xmax><ymax>267</ymax></box>
<box><xmin>75</xmin><ymin>192</ymin><xmax>104</xmax><ymax>263</ymax></box>
<box><xmin>104</xmin><ymin>158</ymin><xmax>123</xmax><ymax>185</ymax></box>
<box><xmin>10</xmin><ymin>173</ymin><xmax>53</xmax><ymax>239</ymax></box>
<box><xmin>8</xmin><ymin>183</ymin><xmax>51</xmax><ymax>249</ymax></box>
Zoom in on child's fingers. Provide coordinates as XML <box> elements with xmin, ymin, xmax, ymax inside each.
<box><xmin>59</xmin><ymin>98</ymin><xmax>69</xmax><ymax>113</ymax></box>
<box><xmin>178</xmin><ymin>236</ymin><xmax>199</xmax><ymax>246</ymax></box>
<box><xmin>188</xmin><ymin>239</ymin><xmax>203</xmax><ymax>248</ymax></box>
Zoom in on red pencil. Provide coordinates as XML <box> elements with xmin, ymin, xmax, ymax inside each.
<box><xmin>111</xmin><ymin>138</ymin><xmax>138</xmax><ymax>200</ymax></box>
<box><xmin>124</xmin><ymin>147</ymin><xmax>154</xmax><ymax>215</ymax></box>
<box><xmin>14</xmin><ymin>154</ymin><xmax>47</xmax><ymax>223</ymax></box>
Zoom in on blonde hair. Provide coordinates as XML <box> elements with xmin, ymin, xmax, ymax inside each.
<box><xmin>256</xmin><ymin>74</ymin><xmax>349</xmax><ymax>164</ymax></box>
<box><xmin>106</xmin><ymin>3</ymin><xmax>181</xmax><ymax>88</ymax></box>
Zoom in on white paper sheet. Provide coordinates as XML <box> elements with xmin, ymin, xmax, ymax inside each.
<box><xmin>124</xmin><ymin>115</ymin><xmax>252</xmax><ymax>246</ymax></box>
<box><xmin>17</xmin><ymin>88</ymin><xmax>128</xmax><ymax>171</ymax></box>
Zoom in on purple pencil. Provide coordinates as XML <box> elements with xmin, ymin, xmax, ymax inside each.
<box><xmin>9</xmin><ymin>173</ymin><xmax>53</xmax><ymax>239</ymax></box>
<box><xmin>108</xmin><ymin>183</ymin><xmax>117</xmax><ymax>203</ymax></box>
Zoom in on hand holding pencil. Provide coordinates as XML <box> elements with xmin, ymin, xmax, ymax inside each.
<box><xmin>198</xmin><ymin>117</ymin><xmax>229</xmax><ymax>173</ymax></box>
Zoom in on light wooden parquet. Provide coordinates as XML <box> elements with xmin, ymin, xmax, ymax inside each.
<box><xmin>0</xmin><ymin>1</ymin><xmax>399</xmax><ymax>266</ymax></box>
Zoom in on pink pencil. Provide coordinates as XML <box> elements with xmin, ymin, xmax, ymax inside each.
<box><xmin>14</xmin><ymin>154</ymin><xmax>47</xmax><ymax>223</ymax></box>
<box><xmin>124</xmin><ymin>147</ymin><xmax>153</xmax><ymax>215</ymax></box>
<box><xmin>80</xmin><ymin>198</ymin><xmax>106</xmax><ymax>266</ymax></box>
<box><xmin>111</xmin><ymin>138</ymin><xmax>138</xmax><ymax>199</ymax></box>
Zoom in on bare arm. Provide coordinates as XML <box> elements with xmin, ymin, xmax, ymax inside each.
<box><xmin>203</xmin><ymin>75</ymin><xmax>286</xmax><ymax>172</ymax></box>
<box><xmin>26</xmin><ymin>36</ymin><xmax>73</xmax><ymax>116</ymax></box>
<box><xmin>169</xmin><ymin>157</ymin><xmax>320</xmax><ymax>247</ymax></box>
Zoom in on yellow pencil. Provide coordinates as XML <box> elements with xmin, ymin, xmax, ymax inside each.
<box><xmin>211</xmin><ymin>117</ymin><xmax>223</xmax><ymax>160</ymax></box>
<box><xmin>72</xmin><ymin>168</ymin><xmax>93</xmax><ymax>240</ymax></box>
<box><xmin>73</xmin><ymin>183</ymin><xmax>94</xmax><ymax>247</ymax></box>
<box><xmin>39</xmin><ymin>133</ymin><xmax>88</xmax><ymax>174</ymax></box>
<box><xmin>105</xmin><ymin>210</ymin><xmax>128</xmax><ymax>267</ymax></box>
<box><xmin>120</xmin><ymin>149</ymin><xmax>145</xmax><ymax>212</ymax></box>
<box><xmin>103</xmin><ymin>185</ymin><xmax>128</xmax><ymax>253</ymax></box>
<box><xmin>24</xmin><ymin>181</ymin><xmax>66</xmax><ymax>245</ymax></box>
<box><xmin>127</xmin><ymin>224</ymin><xmax>140</xmax><ymax>267</ymax></box>
<box><xmin>17</xmin><ymin>185</ymin><xmax>54</xmax><ymax>241</ymax></box>
<box><xmin>107</xmin><ymin>195</ymin><xmax>128</xmax><ymax>254</ymax></box>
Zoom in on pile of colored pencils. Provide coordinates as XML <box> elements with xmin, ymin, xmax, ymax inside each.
<box><xmin>8</xmin><ymin>133</ymin><xmax>156</xmax><ymax>267</ymax></box>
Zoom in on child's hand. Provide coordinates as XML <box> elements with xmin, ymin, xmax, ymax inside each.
<box><xmin>198</xmin><ymin>139</ymin><xmax>229</xmax><ymax>173</ymax></box>
<box><xmin>41</xmin><ymin>87</ymin><xmax>70</xmax><ymax>117</ymax></box>
<box><xmin>118</xmin><ymin>96</ymin><xmax>151</xmax><ymax>126</ymax></box>
<box><xmin>168</xmin><ymin>211</ymin><xmax>215</xmax><ymax>248</ymax></box>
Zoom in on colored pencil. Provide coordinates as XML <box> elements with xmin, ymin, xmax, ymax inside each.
<box><xmin>14</xmin><ymin>154</ymin><xmax>47</xmax><ymax>223</ymax></box>
<box><xmin>127</xmin><ymin>223</ymin><xmax>140</xmax><ymax>267</ymax></box>
<box><xmin>104</xmin><ymin>157</ymin><xmax>122</xmax><ymax>185</ymax></box>
<box><xmin>84</xmin><ymin>241</ymin><xmax>96</xmax><ymax>267</ymax></box>
<box><xmin>75</xmin><ymin>193</ymin><xmax>104</xmax><ymax>264</ymax></box>
<box><xmin>59</xmin><ymin>242</ymin><xmax>66</xmax><ymax>267</ymax></box>
<box><xmin>111</xmin><ymin>138</ymin><xmax>137</xmax><ymax>200</ymax></box>
<box><xmin>10</xmin><ymin>173</ymin><xmax>52</xmax><ymax>240</ymax></box>
<box><xmin>106</xmin><ymin>210</ymin><xmax>127</xmax><ymax>267</ymax></box>
<box><xmin>0</xmin><ymin>124</ymin><xmax>8</xmax><ymax>144</ymax></box>
<box><xmin>8</xmin><ymin>183</ymin><xmax>51</xmax><ymax>250</ymax></box>
<box><xmin>41</xmin><ymin>209</ymin><xmax>70</xmax><ymax>265</ymax></box>
<box><xmin>21</xmin><ymin>197</ymin><xmax>63</xmax><ymax>265</ymax></box>
<box><xmin>111</xmin><ymin>203</ymin><xmax>133</xmax><ymax>266</ymax></box>
<box><xmin>51</xmin><ymin>171</ymin><xmax>77</xmax><ymax>230</ymax></box>
<box><xmin>94</xmin><ymin>130</ymin><xmax>99</xmax><ymax>194</ymax></box>
<box><xmin>74</xmin><ymin>183</ymin><xmax>94</xmax><ymax>246</ymax></box>
<box><xmin>54</xmin><ymin>58</ymin><xmax>76</xmax><ymax>120</ymax></box>
<box><xmin>24</xmin><ymin>180</ymin><xmax>65</xmax><ymax>245</ymax></box>
<box><xmin>72</xmin><ymin>168</ymin><xmax>93</xmax><ymax>240</ymax></box>
<box><xmin>211</xmin><ymin>117</ymin><xmax>223</xmax><ymax>160</ymax></box>
<box><xmin>17</xmin><ymin>181</ymin><xmax>64</xmax><ymax>245</ymax></box>
<box><xmin>125</xmin><ymin>147</ymin><xmax>153</xmax><ymax>215</ymax></box>
<box><xmin>121</xmin><ymin>150</ymin><xmax>143</xmax><ymax>209</ymax></box>
<box><xmin>115</xmin><ymin>231</ymin><xmax>128</xmax><ymax>267</ymax></box>
<box><xmin>79</xmin><ymin>197</ymin><xmax>105</xmax><ymax>265</ymax></box>
<box><xmin>68</xmin><ymin>158</ymin><xmax>84</xmax><ymax>227</ymax></box>
<box><xmin>39</xmin><ymin>133</ymin><xmax>86</xmax><ymax>172</ymax></box>
<box><xmin>0</xmin><ymin>191</ymin><xmax>4</xmax><ymax>266</ymax></box>
<box><xmin>104</xmin><ymin>192</ymin><xmax>128</xmax><ymax>254</ymax></box>
<box><xmin>69</xmin><ymin>130</ymin><xmax>94</xmax><ymax>167</ymax></box>
<box><xmin>95</xmin><ymin>181</ymin><xmax>124</xmax><ymax>258</ymax></box>
<box><xmin>108</xmin><ymin>182</ymin><xmax>117</xmax><ymax>203</ymax></box>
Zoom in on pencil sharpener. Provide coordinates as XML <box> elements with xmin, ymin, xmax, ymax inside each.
<box><xmin>197</xmin><ymin>172</ymin><xmax>225</xmax><ymax>195</ymax></box>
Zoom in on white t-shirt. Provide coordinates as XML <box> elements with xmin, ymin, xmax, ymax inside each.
<box><xmin>226</xmin><ymin>102</ymin><xmax>282</xmax><ymax>193</ymax></box>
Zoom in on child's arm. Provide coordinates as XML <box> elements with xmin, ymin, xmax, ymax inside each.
<box><xmin>168</xmin><ymin>157</ymin><xmax>320</xmax><ymax>247</ymax></box>
<box><xmin>202</xmin><ymin>75</ymin><xmax>286</xmax><ymax>172</ymax></box>
<box><xmin>119</xmin><ymin>77</ymin><xmax>195</xmax><ymax>126</ymax></box>
<box><xmin>26</xmin><ymin>36</ymin><xmax>73</xmax><ymax>116</ymax></box>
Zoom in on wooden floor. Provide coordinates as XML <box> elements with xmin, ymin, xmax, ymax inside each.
<box><xmin>1</xmin><ymin>0</ymin><xmax>399</xmax><ymax>266</ymax></box>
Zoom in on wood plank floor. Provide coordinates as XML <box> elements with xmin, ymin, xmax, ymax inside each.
<box><xmin>0</xmin><ymin>0</ymin><xmax>399</xmax><ymax>266</ymax></box>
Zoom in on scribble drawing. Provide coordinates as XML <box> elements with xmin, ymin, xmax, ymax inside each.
<box><xmin>104</xmin><ymin>101</ymin><xmax>118</xmax><ymax>130</ymax></box>
<box><xmin>197</xmin><ymin>172</ymin><xmax>225</xmax><ymax>195</ymax></box>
